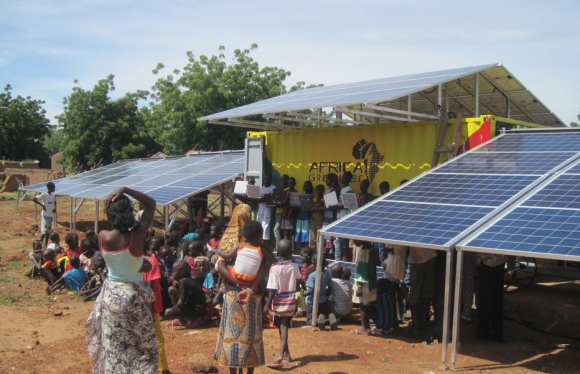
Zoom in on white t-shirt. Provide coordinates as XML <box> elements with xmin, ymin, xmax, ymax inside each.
<box><xmin>36</xmin><ymin>192</ymin><xmax>56</xmax><ymax>218</ymax></box>
<box><xmin>257</xmin><ymin>185</ymin><xmax>276</xmax><ymax>216</ymax></box>
<box><xmin>336</xmin><ymin>186</ymin><xmax>354</xmax><ymax>219</ymax></box>
<box><xmin>386</xmin><ymin>245</ymin><xmax>407</xmax><ymax>282</ymax></box>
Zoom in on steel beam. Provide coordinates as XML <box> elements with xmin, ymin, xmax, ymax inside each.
<box><xmin>363</xmin><ymin>103</ymin><xmax>439</xmax><ymax>120</ymax></box>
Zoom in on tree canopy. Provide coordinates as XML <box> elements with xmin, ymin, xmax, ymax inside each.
<box><xmin>146</xmin><ymin>44</ymin><xmax>294</xmax><ymax>155</ymax></box>
<box><xmin>57</xmin><ymin>75</ymin><xmax>156</xmax><ymax>171</ymax></box>
<box><xmin>0</xmin><ymin>84</ymin><xmax>52</xmax><ymax>167</ymax></box>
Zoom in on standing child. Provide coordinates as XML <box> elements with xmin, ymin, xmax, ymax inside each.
<box><xmin>32</xmin><ymin>182</ymin><xmax>56</xmax><ymax>249</ymax></box>
<box><xmin>309</xmin><ymin>184</ymin><xmax>325</xmax><ymax>249</ymax></box>
<box><xmin>263</xmin><ymin>239</ymin><xmax>301</xmax><ymax>369</ymax></box>
<box><xmin>143</xmin><ymin>249</ymin><xmax>171</xmax><ymax>374</ymax></box>
<box><xmin>294</xmin><ymin>181</ymin><xmax>312</xmax><ymax>252</ymax></box>
<box><xmin>45</xmin><ymin>256</ymin><xmax>88</xmax><ymax>294</ymax></box>
<box><xmin>353</xmin><ymin>240</ymin><xmax>379</xmax><ymax>335</ymax></box>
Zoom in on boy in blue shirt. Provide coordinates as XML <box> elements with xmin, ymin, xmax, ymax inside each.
<box><xmin>300</xmin><ymin>253</ymin><xmax>332</xmax><ymax>330</ymax></box>
<box><xmin>45</xmin><ymin>256</ymin><xmax>88</xmax><ymax>294</ymax></box>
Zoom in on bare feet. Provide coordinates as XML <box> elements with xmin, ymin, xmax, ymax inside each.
<box><xmin>352</xmin><ymin>328</ymin><xmax>370</xmax><ymax>336</ymax></box>
<box><xmin>44</xmin><ymin>286</ymin><xmax>51</xmax><ymax>295</ymax></box>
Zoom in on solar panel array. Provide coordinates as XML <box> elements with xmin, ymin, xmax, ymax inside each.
<box><xmin>199</xmin><ymin>64</ymin><xmax>498</xmax><ymax>121</ymax></box>
<box><xmin>459</xmin><ymin>152</ymin><xmax>580</xmax><ymax>260</ymax></box>
<box><xmin>21</xmin><ymin>152</ymin><xmax>244</xmax><ymax>206</ymax></box>
<box><xmin>321</xmin><ymin>132</ymin><xmax>580</xmax><ymax>251</ymax></box>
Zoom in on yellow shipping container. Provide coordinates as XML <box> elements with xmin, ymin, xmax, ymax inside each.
<box><xmin>248</xmin><ymin>115</ymin><xmax>542</xmax><ymax>196</ymax></box>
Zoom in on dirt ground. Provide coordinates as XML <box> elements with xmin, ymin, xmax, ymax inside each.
<box><xmin>0</xmin><ymin>196</ymin><xmax>579</xmax><ymax>374</ymax></box>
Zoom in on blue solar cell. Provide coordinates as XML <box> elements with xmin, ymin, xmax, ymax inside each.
<box><xmin>434</xmin><ymin>152</ymin><xmax>574</xmax><ymax>175</ymax></box>
<box><xmin>522</xmin><ymin>174</ymin><xmax>580</xmax><ymax>209</ymax></box>
<box><xmin>386</xmin><ymin>174</ymin><xmax>539</xmax><ymax>207</ymax></box>
<box><xmin>322</xmin><ymin>201</ymin><xmax>493</xmax><ymax>246</ymax></box>
<box><xmin>474</xmin><ymin>133</ymin><xmax>580</xmax><ymax>153</ymax></box>
<box><xmin>465</xmin><ymin>207</ymin><xmax>580</xmax><ymax>257</ymax></box>
<box><xmin>146</xmin><ymin>186</ymin><xmax>197</xmax><ymax>205</ymax></box>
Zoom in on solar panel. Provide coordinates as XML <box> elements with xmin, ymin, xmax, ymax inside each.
<box><xmin>473</xmin><ymin>133</ymin><xmax>580</xmax><ymax>153</ymax></box>
<box><xmin>199</xmin><ymin>64</ymin><xmax>498</xmax><ymax>121</ymax></box>
<box><xmin>20</xmin><ymin>152</ymin><xmax>245</xmax><ymax>206</ymax></box>
<box><xmin>385</xmin><ymin>174</ymin><xmax>539</xmax><ymax>207</ymax></box>
<box><xmin>520</xmin><ymin>174</ymin><xmax>580</xmax><ymax>209</ymax></box>
<box><xmin>321</xmin><ymin>131</ymin><xmax>580</xmax><ymax>251</ymax></box>
<box><xmin>433</xmin><ymin>152</ymin><xmax>574</xmax><ymax>175</ymax></box>
<box><xmin>460</xmin><ymin>207</ymin><xmax>580</xmax><ymax>259</ymax></box>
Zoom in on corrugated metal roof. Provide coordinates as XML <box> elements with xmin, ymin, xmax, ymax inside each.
<box><xmin>199</xmin><ymin>63</ymin><xmax>565</xmax><ymax>129</ymax></box>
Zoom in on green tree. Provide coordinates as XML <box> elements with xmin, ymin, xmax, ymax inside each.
<box><xmin>570</xmin><ymin>111</ymin><xmax>579</xmax><ymax>127</ymax></box>
<box><xmin>0</xmin><ymin>84</ymin><xmax>52</xmax><ymax>166</ymax></box>
<box><xmin>147</xmin><ymin>44</ymin><xmax>294</xmax><ymax>154</ymax></box>
<box><xmin>57</xmin><ymin>75</ymin><xmax>158</xmax><ymax>171</ymax></box>
<box><xmin>44</xmin><ymin>128</ymin><xmax>65</xmax><ymax>156</ymax></box>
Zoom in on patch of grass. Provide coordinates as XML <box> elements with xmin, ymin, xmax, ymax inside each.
<box><xmin>0</xmin><ymin>289</ymin><xmax>19</xmax><ymax>305</ymax></box>
<box><xmin>0</xmin><ymin>274</ymin><xmax>16</xmax><ymax>282</ymax></box>
<box><xmin>2</xmin><ymin>260</ymin><xmax>23</xmax><ymax>270</ymax></box>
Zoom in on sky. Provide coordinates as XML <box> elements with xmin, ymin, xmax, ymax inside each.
<box><xmin>1</xmin><ymin>0</ymin><xmax>578</xmax><ymax>126</ymax></box>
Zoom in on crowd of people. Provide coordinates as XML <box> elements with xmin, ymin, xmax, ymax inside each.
<box><xmin>25</xmin><ymin>173</ymin><xmax>513</xmax><ymax>373</ymax></box>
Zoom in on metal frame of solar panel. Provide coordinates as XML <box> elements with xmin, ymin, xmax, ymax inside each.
<box><xmin>19</xmin><ymin>151</ymin><xmax>245</xmax><ymax>206</ymax></box>
<box><xmin>320</xmin><ymin>132</ymin><xmax>580</xmax><ymax>251</ymax></box>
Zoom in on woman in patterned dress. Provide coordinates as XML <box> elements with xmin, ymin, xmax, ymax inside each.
<box><xmin>85</xmin><ymin>187</ymin><xmax>159</xmax><ymax>374</ymax></box>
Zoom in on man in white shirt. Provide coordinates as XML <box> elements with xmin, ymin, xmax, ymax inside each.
<box><xmin>33</xmin><ymin>182</ymin><xmax>56</xmax><ymax>249</ymax></box>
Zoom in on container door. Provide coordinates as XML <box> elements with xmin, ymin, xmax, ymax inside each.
<box><xmin>245</xmin><ymin>136</ymin><xmax>264</xmax><ymax>185</ymax></box>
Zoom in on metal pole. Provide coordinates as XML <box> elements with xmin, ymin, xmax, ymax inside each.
<box><xmin>34</xmin><ymin>195</ymin><xmax>38</xmax><ymax>226</ymax></box>
<box><xmin>441</xmin><ymin>248</ymin><xmax>454</xmax><ymax>368</ymax></box>
<box><xmin>70</xmin><ymin>197</ymin><xmax>74</xmax><ymax>232</ymax></box>
<box><xmin>451</xmin><ymin>249</ymin><xmax>464</xmax><ymax>370</ymax></box>
<box><xmin>475</xmin><ymin>73</ymin><xmax>480</xmax><ymax>117</ymax></box>
<box><xmin>95</xmin><ymin>200</ymin><xmax>99</xmax><ymax>233</ymax></box>
<box><xmin>445</xmin><ymin>83</ymin><xmax>449</xmax><ymax>113</ymax></box>
<box><xmin>164</xmin><ymin>205</ymin><xmax>169</xmax><ymax>232</ymax></box>
<box><xmin>407</xmin><ymin>95</ymin><xmax>412</xmax><ymax>121</ymax></box>
<box><xmin>312</xmin><ymin>234</ymin><xmax>325</xmax><ymax>326</ymax></box>
<box><xmin>437</xmin><ymin>85</ymin><xmax>442</xmax><ymax>117</ymax></box>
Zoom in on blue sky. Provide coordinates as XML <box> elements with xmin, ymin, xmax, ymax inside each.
<box><xmin>1</xmin><ymin>0</ymin><xmax>578</xmax><ymax>126</ymax></box>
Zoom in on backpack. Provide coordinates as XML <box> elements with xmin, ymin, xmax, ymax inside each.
<box><xmin>368</xmin><ymin>292</ymin><xmax>396</xmax><ymax>330</ymax></box>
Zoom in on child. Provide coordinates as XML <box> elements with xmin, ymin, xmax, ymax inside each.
<box><xmin>46</xmin><ymin>231</ymin><xmax>60</xmax><ymax>251</ymax></box>
<box><xmin>32</xmin><ymin>182</ymin><xmax>56</xmax><ymax>249</ymax></box>
<box><xmin>45</xmin><ymin>256</ymin><xmax>88</xmax><ymax>295</ymax></box>
<box><xmin>329</xmin><ymin>263</ymin><xmax>353</xmax><ymax>330</ymax></box>
<box><xmin>294</xmin><ymin>181</ymin><xmax>313</xmax><ymax>252</ymax></box>
<box><xmin>64</xmin><ymin>232</ymin><xmax>81</xmax><ymax>272</ymax></box>
<box><xmin>79</xmin><ymin>238</ymin><xmax>96</xmax><ymax>273</ymax></box>
<box><xmin>183</xmin><ymin>240</ymin><xmax>204</xmax><ymax>274</ymax></box>
<box><xmin>28</xmin><ymin>249</ymin><xmax>62</xmax><ymax>286</ymax></box>
<box><xmin>309</xmin><ymin>184</ymin><xmax>325</xmax><ymax>248</ymax></box>
<box><xmin>85</xmin><ymin>229</ymin><xmax>98</xmax><ymax>251</ymax></box>
<box><xmin>353</xmin><ymin>240</ymin><xmax>379</xmax><ymax>335</ymax></box>
<box><xmin>149</xmin><ymin>235</ymin><xmax>165</xmax><ymax>258</ymax></box>
<box><xmin>165</xmin><ymin>260</ymin><xmax>207</xmax><ymax>328</ymax></box>
<box><xmin>208</xmin><ymin>224</ymin><xmax>222</xmax><ymax>250</ymax></box>
<box><xmin>216</xmin><ymin>220</ymin><xmax>277</xmax><ymax>297</ymax></box>
<box><xmin>281</xmin><ymin>177</ymin><xmax>297</xmax><ymax>252</ymax></box>
<box><xmin>301</xmin><ymin>252</ymin><xmax>332</xmax><ymax>330</ymax></box>
<box><xmin>143</xmin><ymin>248</ymin><xmax>170</xmax><ymax>374</ymax></box>
<box><xmin>357</xmin><ymin>179</ymin><xmax>375</xmax><ymax>207</ymax></box>
<box><xmin>81</xmin><ymin>255</ymin><xmax>107</xmax><ymax>302</ymax></box>
<box><xmin>194</xmin><ymin>256</ymin><xmax>215</xmax><ymax>291</ymax></box>
<box><xmin>26</xmin><ymin>240</ymin><xmax>44</xmax><ymax>278</ymax></box>
<box><xmin>263</xmin><ymin>239</ymin><xmax>301</xmax><ymax>368</ymax></box>
<box><xmin>55</xmin><ymin>245</ymin><xmax>69</xmax><ymax>274</ymax></box>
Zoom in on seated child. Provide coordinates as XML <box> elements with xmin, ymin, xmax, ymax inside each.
<box><xmin>39</xmin><ymin>249</ymin><xmax>62</xmax><ymax>285</ymax></box>
<box><xmin>46</xmin><ymin>256</ymin><xmax>88</xmax><ymax>294</ymax></box>
<box><xmin>194</xmin><ymin>256</ymin><xmax>215</xmax><ymax>291</ymax></box>
<box><xmin>79</xmin><ymin>238</ymin><xmax>97</xmax><ymax>273</ymax></box>
<box><xmin>85</xmin><ymin>229</ymin><xmax>98</xmax><ymax>250</ymax></box>
<box><xmin>26</xmin><ymin>240</ymin><xmax>44</xmax><ymax>279</ymax></box>
<box><xmin>328</xmin><ymin>263</ymin><xmax>353</xmax><ymax>329</ymax></box>
<box><xmin>301</xmin><ymin>253</ymin><xmax>332</xmax><ymax>329</ymax></box>
<box><xmin>216</xmin><ymin>220</ymin><xmax>277</xmax><ymax>293</ymax></box>
<box><xmin>148</xmin><ymin>235</ymin><xmax>165</xmax><ymax>258</ymax></box>
<box><xmin>159</xmin><ymin>245</ymin><xmax>178</xmax><ymax>312</ymax></box>
<box><xmin>208</xmin><ymin>224</ymin><xmax>222</xmax><ymax>250</ymax></box>
<box><xmin>81</xmin><ymin>255</ymin><xmax>107</xmax><ymax>301</ymax></box>
<box><xmin>182</xmin><ymin>240</ymin><xmax>205</xmax><ymax>274</ymax></box>
<box><xmin>165</xmin><ymin>261</ymin><xmax>207</xmax><ymax>328</ymax></box>
<box><xmin>64</xmin><ymin>232</ymin><xmax>81</xmax><ymax>272</ymax></box>
<box><xmin>55</xmin><ymin>245</ymin><xmax>69</xmax><ymax>274</ymax></box>
<box><xmin>46</xmin><ymin>231</ymin><xmax>61</xmax><ymax>251</ymax></box>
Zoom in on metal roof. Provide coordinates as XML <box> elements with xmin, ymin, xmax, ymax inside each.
<box><xmin>200</xmin><ymin>63</ymin><xmax>565</xmax><ymax>129</ymax></box>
